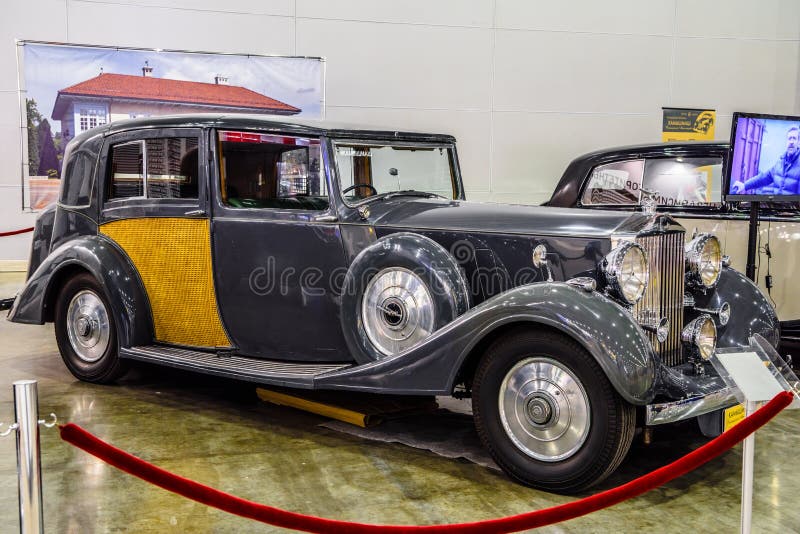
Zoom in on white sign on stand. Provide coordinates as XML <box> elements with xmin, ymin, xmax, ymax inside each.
<box><xmin>710</xmin><ymin>336</ymin><xmax>800</xmax><ymax>534</ymax></box>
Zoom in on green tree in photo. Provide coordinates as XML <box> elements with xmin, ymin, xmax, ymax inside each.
<box><xmin>37</xmin><ymin>119</ymin><xmax>59</xmax><ymax>178</ymax></box>
<box><xmin>26</xmin><ymin>98</ymin><xmax>42</xmax><ymax>175</ymax></box>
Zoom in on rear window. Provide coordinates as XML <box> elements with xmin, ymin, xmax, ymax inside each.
<box><xmin>107</xmin><ymin>137</ymin><xmax>199</xmax><ymax>200</ymax></box>
<box><xmin>60</xmin><ymin>151</ymin><xmax>95</xmax><ymax>207</ymax></box>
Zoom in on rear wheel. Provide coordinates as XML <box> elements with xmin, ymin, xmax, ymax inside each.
<box><xmin>54</xmin><ymin>273</ymin><xmax>127</xmax><ymax>383</ymax></box>
<box><xmin>472</xmin><ymin>329</ymin><xmax>635</xmax><ymax>494</ymax></box>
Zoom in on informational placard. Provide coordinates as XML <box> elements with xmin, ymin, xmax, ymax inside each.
<box><xmin>662</xmin><ymin>107</ymin><xmax>716</xmax><ymax>142</ymax></box>
<box><xmin>716</xmin><ymin>351</ymin><xmax>787</xmax><ymax>401</ymax></box>
<box><xmin>710</xmin><ymin>335</ymin><xmax>800</xmax><ymax>409</ymax></box>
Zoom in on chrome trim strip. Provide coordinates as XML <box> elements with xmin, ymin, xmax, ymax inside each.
<box><xmin>645</xmin><ymin>386</ymin><xmax>739</xmax><ymax>425</ymax></box>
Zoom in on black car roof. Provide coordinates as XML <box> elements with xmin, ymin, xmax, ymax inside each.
<box><xmin>93</xmin><ymin>113</ymin><xmax>456</xmax><ymax>143</ymax></box>
<box><xmin>571</xmin><ymin>140</ymin><xmax>728</xmax><ymax>164</ymax></box>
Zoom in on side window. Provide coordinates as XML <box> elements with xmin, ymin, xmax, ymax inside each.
<box><xmin>580</xmin><ymin>159</ymin><xmax>644</xmax><ymax>205</ymax></box>
<box><xmin>107</xmin><ymin>137</ymin><xmax>199</xmax><ymax>201</ymax></box>
<box><xmin>219</xmin><ymin>131</ymin><xmax>328</xmax><ymax>211</ymax></box>
<box><xmin>145</xmin><ymin>138</ymin><xmax>199</xmax><ymax>199</ymax></box>
<box><xmin>60</xmin><ymin>151</ymin><xmax>95</xmax><ymax>206</ymax></box>
<box><xmin>642</xmin><ymin>157</ymin><xmax>723</xmax><ymax>207</ymax></box>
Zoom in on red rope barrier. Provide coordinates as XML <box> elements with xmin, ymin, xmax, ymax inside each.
<box><xmin>59</xmin><ymin>391</ymin><xmax>793</xmax><ymax>533</ymax></box>
<box><xmin>0</xmin><ymin>227</ymin><xmax>34</xmax><ymax>237</ymax></box>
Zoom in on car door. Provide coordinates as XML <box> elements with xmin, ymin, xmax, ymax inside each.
<box><xmin>210</xmin><ymin>129</ymin><xmax>350</xmax><ymax>362</ymax></box>
<box><xmin>98</xmin><ymin>127</ymin><xmax>233</xmax><ymax>349</ymax></box>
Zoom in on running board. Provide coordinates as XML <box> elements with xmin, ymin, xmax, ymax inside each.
<box><xmin>120</xmin><ymin>345</ymin><xmax>352</xmax><ymax>388</ymax></box>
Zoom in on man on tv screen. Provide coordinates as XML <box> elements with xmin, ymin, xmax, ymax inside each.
<box><xmin>731</xmin><ymin>125</ymin><xmax>799</xmax><ymax>195</ymax></box>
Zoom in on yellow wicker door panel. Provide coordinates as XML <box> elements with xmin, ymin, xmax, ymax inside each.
<box><xmin>100</xmin><ymin>218</ymin><xmax>232</xmax><ymax>348</ymax></box>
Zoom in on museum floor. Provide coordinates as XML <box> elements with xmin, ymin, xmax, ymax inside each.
<box><xmin>0</xmin><ymin>272</ymin><xmax>797</xmax><ymax>533</ymax></box>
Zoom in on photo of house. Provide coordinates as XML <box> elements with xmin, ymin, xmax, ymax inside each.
<box><xmin>52</xmin><ymin>63</ymin><xmax>301</xmax><ymax>140</ymax></box>
<box><xmin>20</xmin><ymin>42</ymin><xmax>323</xmax><ymax>192</ymax></box>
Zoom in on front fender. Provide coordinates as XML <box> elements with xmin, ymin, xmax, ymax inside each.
<box><xmin>8</xmin><ymin>235</ymin><xmax>153</xmax><ymax>348</ymax></box>
<box><xmin>316</xmin><ymin>283</ymin><xmax>657</xmax><ymax>404</ymax></box>
<box><xmin>699</xmin><ymin>267</ymin><xmax>780</xmax><ymax>349</ymax></box>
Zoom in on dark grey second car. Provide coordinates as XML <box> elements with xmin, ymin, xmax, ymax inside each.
<box><xmin>546</xmin><ymin>141</ymin><xmax>800</xmax><ymax>357</ymax></box>
<box><xmin>9</xmin><ymin>116</ymin><xmax>778</xmax><ymax>493</ymax></box>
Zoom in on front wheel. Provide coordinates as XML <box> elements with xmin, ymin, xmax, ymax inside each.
<box><xmin>54</xmin><ymin>273</ymin><xmax>128</xmax><ymax>384</ymax></box>
<box><xmin>472</xmin><ymin>329</ymin><xmax>635</xmax><ymax>494</ymax></box>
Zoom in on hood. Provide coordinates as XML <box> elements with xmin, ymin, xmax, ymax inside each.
<box><xmin>365</xmin><ymin>198</ymin><xmax>658</xmax><ymax>238</ymax></box>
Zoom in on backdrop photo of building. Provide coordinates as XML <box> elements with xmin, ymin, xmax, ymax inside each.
<box><xmin>52</xmin><ymin>63</ymin><xmax>301</xmax><ymax>139</ymax></box>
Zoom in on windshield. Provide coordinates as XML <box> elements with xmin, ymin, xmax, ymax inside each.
<box><xmin>334</xmin><ymin>141</ymin><xmax>458</xmax><ymax>203</ymax></box>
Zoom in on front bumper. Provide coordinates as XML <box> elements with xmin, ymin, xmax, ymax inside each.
<box><xmin>645</xmin><ymin>385</ymin><xmax>739</xmax><ymax>425</ymax></box>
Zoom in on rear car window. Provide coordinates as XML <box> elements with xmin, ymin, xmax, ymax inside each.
<box><xmin>60</xmin><ymin>151</ymin><xmax>95</xmax><ymax>207</ymax></box>
<box><xmin>580</xmin><ymin>159</ymin><xmax>643</xmax><ymax>205</ymax></box>
<box><xmin>108</xmin><ymin>137</ymin><xmax>199</xmax><ymax>200</ymax></box>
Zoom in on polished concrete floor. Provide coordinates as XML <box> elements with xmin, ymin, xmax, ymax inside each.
<box><xmin>0</xmin><ymin>272</ymin><xmax>798</xmax><ymax>533</ymax></box>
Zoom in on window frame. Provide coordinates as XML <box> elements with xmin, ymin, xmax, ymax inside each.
<box><xmin>213</xmin><ymin>129</ymin><xmax>333</xmax><ymax>218</ymax></box>
<box><xmin>579</xmin><ymin>158</ymin><xmax>645</xmax><ymax>208</ymax></box>
<box><xmin>640</xmin><ymin>156</ymin><xmax>724</xmax><ymax>209</ymax></box>
<box><xmin>99</xmin><ymin>127</ymin><xmax>206</xmax><ymax>223</ymax></box>
<box><xmin>331</xmin><ymin>139</ymin><xmax>463</xmax><ymax>208</ymax></box>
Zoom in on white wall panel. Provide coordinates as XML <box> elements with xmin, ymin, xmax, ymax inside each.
<box><xmin>713</xmin><ymin>114</ymin><xmax>732</xmax><ymax>142</ymax></box>
<box><xmin>672</xmin><ymin>38</ymin><xmax>794</xmax><ymax>115</ymax></box>
<box><xmin>0</xmin><ymin>1</ymin><xmax>798</xmax><ymax>261</ymax></box>
<box><xmin>297</xmin><ymin>19</ymin><xmax>492</xmax><ymax>110</ymax></box>
<box><xmin>0</xmin><ymin>1</ymin><xmax>68</xmax><ymax>92</ymax></box>
<box><xmin>676</xmin><ymin>0</ymin><xmax>800</xmax><ymax>40</ymax></box>
<box><xmin>324</xmin><ymin>106</ymin><xmax>491</xmax><ymax>193</ymax></box>
<box><xmin>0</xmin><ymin>125</ymin><xmax>22</xmax><ymax>183</ymax></box>
<box><xmin>0</xmin><ymin>92</ymin><xmax>23</xmax><ymax>130</ymax></box>
<box><xmin>67</xmin><ymin>1</ymin><xmax>294</xmax><ymax>55</ymax></box>
<box><xmin>297</xmin><ymin>0</ymin><xmax>493</xmax><ymax>28</ymax></box>
<box><xmin>495</xmin><ymin>0</ymin><xmax>675</xmax><ymax>36</ymax></box>
<box><xmin>70</xmin><ymin>0</ymin><xmax>294</xmax><ymax>16</ymax></box>
<box><xmin>493</xmin><ymin>31</ymin><xmax>672</xmax><ymax>113</ymax></box>
<box><xmin>490</xmin><ymin>111</ymin><xmax>658</xmax><ymax>197</ymax></box>
<box><xmin>772</xmin><ymin>42</ymin><xmax>800</xmax><ymax>113</ymax></box>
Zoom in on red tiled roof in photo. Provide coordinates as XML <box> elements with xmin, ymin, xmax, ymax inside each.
<box><xmin>52</xmin><ymin>73</ymin><xmax>301</xmax><ymax>117</ymax></box>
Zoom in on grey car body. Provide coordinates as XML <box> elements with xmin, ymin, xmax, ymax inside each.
<box><xmin>8</xmin><ymin>115</ymin><xmax>780</xmax><ymax>492</ymax></box>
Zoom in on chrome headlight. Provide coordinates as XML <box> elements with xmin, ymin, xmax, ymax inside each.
<box><xmin>682</xmin><ymin>314</ymin><xmax>717</xmax><ymax>360</ymax></box>
<box><xmin>603</xmin><ymin>242</ymin><xmax>648</xmax><ymax>305</ymax></box>
<box><xmin>685</xmin><ymin>234</ymin><xmax>722</xmax><ymax>288</ymax></box>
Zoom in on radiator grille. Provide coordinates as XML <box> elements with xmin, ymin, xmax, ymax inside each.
<box><xmin>633</xmin><ymin>232</ymin><xmax>685</xmax><ymax>367</ymax></box>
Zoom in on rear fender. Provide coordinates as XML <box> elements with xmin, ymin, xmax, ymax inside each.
<box><xmin>8</xmin><ymin>235</ymin><xmax>153</xmax><ymax>348</ymax></box>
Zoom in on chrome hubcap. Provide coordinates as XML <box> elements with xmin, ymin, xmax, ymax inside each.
<box><xmin>498</xmin><ymin>357</ymin><xmax>591</xmax><ymax>462</ymax></box>
<box><xmin>66</xmin><ymin>290</ymin><xmax>110</xmax><ymax>363</ymax></box>
<box><xmin>362</xmin><ymin>267</ymin><xmax>434</xmax><ymax>356</ymax></box>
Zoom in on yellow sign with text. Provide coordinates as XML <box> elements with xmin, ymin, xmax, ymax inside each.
<box><xmin>723</xmin><ymin>404</ymin><xmax>746</xmax><ymax>432</ymax></box>
<box><xmin>662</xmin><ymin>108</ymin><xmax>716</xmax><ymax>141</ymax></box>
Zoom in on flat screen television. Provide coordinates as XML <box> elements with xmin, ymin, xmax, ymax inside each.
<box><xmin>724</xmin><ymin>112</ymin><xmax>800</xmax><ymax>202</ymax></box>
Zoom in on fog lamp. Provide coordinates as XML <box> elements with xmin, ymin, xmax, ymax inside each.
<box><xmin>682</xmin><ymin>315</ymin><xmax>717</xmax><ymax>360</ymax></box>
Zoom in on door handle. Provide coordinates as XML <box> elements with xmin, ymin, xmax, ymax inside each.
<box><xmin>184</xmin><ymin>209</ymin><xmax>206</xmax><ymax>217</ymax></box>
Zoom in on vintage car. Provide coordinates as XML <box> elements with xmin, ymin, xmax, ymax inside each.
<box><xmin>9</xmin><ymin>115</ymin><xmax>779</xmax><ymax>494</ymax></box>
<box><xmin>546</xmin><ymin>141</ymin><xmax>799</xmax><ymax>357</ymax></box>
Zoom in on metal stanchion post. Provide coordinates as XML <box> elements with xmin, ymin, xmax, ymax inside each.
<box><xmin>13</xmin><ymin>380</ymin><xmax>44</xmax><ymax>534</ymax></box>
<box><xmin>740</xmin><ymin>400</ymin><xmax>757</xmax><ymax>534</ymax></box>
